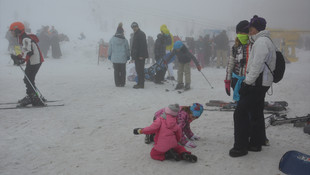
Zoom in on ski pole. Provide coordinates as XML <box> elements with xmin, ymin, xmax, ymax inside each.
<box><xmin>19</xmin><ymin>65</ymin><xmax>45</xmax><ymax>104</ymax></box>
<box><xmin>200</xmin><ymin>71</ymin><xmax>214</xmax><ymax>89</ymax></box>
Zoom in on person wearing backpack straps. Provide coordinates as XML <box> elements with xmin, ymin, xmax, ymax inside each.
<box><xmin>229</xmin><ymin>15</ymin><xmax>277</xmax><ymax>157</ymax></box>
<box><xmin>9</xmin><ymin>21</ymin><xmax>45</xmax><ymax>107</ymax></box>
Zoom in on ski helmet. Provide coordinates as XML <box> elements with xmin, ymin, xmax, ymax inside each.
<box><xmin>190</xmin><ymin>103</ymin><xmax>203</xmax><ymax>118</ymax></box>
<box><xmin>173</xmin><ymin>40</ymin><xmax>183</xmax><ymax>50</ymax></box>
<box><xmin>9</xmin><ymin>22</ymin><xmax>25</xmax><ymax>33</ymax></box>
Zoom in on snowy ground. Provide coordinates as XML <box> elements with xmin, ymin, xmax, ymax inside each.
<box><xmin>0</xmin><ymin>40</ymin><xmax>309</xmax><ymax>175</ymax></box>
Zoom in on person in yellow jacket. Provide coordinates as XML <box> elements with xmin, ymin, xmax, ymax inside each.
<box><xmin>160</xmin><ymin>24</ymin><xmax>175</xmax><ymax>80</ymax></box>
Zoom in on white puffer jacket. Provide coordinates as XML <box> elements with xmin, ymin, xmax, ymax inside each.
<box><xmin>244</xmin><ymin>30</ymin><xmax>276</xmax><ymax>87</ymax></box>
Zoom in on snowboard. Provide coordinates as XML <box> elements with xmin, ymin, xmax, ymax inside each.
<box><xmin>279</xmin><ymin>150</ymin><xmax>310</xmax><ymax>175</ymax></box>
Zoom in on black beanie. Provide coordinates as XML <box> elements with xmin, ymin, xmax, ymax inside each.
<box><xmin>249</xmin><ymin>15</ymin><xmax>267</xmax><ymax>32</ymax></box>
<box><xmin>236</xmin><ymin>20</ymin><xmax>249</xmax><ymax>34</ymax></box>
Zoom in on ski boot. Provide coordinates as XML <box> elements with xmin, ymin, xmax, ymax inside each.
<box><xmin>144</xmin><ymin>134</ymin><xmax>154</xmax><ymax>144</ymax></box>
<box><xmin>30</xmin><ymin>93</ymin><xmax>46</xmax><ymax>106</ymax></box>
<box><xmin>175</xmin><ymin>83</ymin><xmax>184</xmax><ymax>90</ymax></box>
<box><xmin>181</xmin><ymin>152</ymin><xmax>197</xmax><ymax>163</ymax></box>
<box><xmin>165</xmin><ymin>149</ymin><xmax>180</xmax><ymax>161</ymax></box>
<box><xmin>17</xmin><ymin>95</ymin><xmax>32</xmax><ymax>107</ymax></box>
<box><xmin>184</xmin><ymin>84</ymin><xmax>190</xmax><ymax>91</ymax></box>
<box><xmin>19</xmin><ymin>94</ymin><xmax>47</xmax><ymax>103</ymax></box>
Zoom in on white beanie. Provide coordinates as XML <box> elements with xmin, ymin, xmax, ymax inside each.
<box><xmin>165</xmin><ymin>104</ymin><xmax>180</xmax><ymax>117</ymax></box>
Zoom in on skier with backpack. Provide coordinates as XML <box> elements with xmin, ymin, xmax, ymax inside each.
<box><xmin>9</xmin><ymin>21</ymin><xmax>45</xmax><ymax>107</ymax></box>
<box><xmin>230</xmin><ymin>15</ymin><xmax>278</xmax><ymax>157</ymax></box>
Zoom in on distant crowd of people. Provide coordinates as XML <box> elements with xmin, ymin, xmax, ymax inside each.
<box><xmin>5</xmin><ymin>23</ymin><xmax>68</xmax><ymax>59</ymax></box>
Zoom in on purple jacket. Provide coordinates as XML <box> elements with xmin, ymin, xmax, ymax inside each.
<box><xmin>154</xmin><ymin>107</ymin><xmax>194</xmax><ymax>145</ymax></box>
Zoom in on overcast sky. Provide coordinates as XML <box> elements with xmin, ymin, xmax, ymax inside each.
<box><xmin>1</xmin><ymin>0</ymin><xmax>310</xmax><ymax>40</ymax></box>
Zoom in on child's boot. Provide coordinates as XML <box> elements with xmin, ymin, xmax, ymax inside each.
<box><xmin>181</xmin><ymin>152</ymin><xmax>197</xmax><ymax>163</ymax></box>
<box><xmin>165</xmin><ymin>149</ymin><xmax>180</xmax><ymax>161</ymax></box>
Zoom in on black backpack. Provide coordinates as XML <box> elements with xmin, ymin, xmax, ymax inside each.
<box><xmin>264</xmin><ymin>38</ymin><xmax>286</xmax><ymax>83</ymax></box>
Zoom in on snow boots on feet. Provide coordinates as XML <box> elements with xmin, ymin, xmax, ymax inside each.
<box><xmin>175</xmin><ymin>83</ymin><xmax>184</xmax><ymax>90</ymax></box>
<box><xmin>229</xmin><ymin>147</ymin><xmax>248</xmax><ymax>157</ymax></box>
<box><xmin>181</xmin><ymin>152</ymin><xmax>197</xmax><ymax>163</ymax></box>
<box><xmin>165</xmin><ymin>149</ymin><xmax>180</xmax><ymax>161</ymax></box>
<box><xmin>184</xmin><ymin>84</ymin><xmax>190</xmax><ymax>91</ymax></box>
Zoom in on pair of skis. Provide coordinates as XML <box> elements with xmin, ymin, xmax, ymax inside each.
<box><xmin>265</xmin><ymin>113</ymin><xmax>310</xmax><ymax>127</ymax></box>
<box><xmin>205</xmin><ymin>100</ymin><xmax>288</xmax><ymax>112</ymax></box>
<box><xmin>0</xmin><ymin>100</ymin><xmax>64</xmax><ymax>110</ymax></box>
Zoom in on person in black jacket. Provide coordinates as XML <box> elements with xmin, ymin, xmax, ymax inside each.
<box><xmin>153</xmin><ymin>33</ymin><xmax>167</xmax><ymax>84</ymax></box>
<box><xmin>130</xmin><ymin>22</ymin><xmax>149</xmax><ymax>89</ymax></box>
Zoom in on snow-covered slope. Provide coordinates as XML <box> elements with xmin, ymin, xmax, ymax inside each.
<box><xmin>0</xmin><ymin>40</ymin><xmax>309</xmax><ymax>175</ymax></box>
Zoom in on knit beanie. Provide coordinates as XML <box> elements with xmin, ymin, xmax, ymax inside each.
<box><xmin>165</xmin><ymin>104</ymin><xmax>180</xmax><ymax>117</ymax></box>
<box><xmin>116</xmin><ymin>23</ymin><xmax>124</xmax><ymax>34</ymax></box>
<box><xmin>236</xmin><ymin>20</ymin><xmax>249</xmax><ymax>34</ymax></box>
<box><xmin>248</xmin><ymin>15</ymin><xmax>266</xmax><ymax>32</ymax></box>
<box><xmin>190</xmin><ymin>103</ymin><xmax>204</xmax><ymax>118</ymax></box>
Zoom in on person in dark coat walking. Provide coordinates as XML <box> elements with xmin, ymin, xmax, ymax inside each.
<box><xmin>130</xmin><ymin>22</ymin><xmax>148</xmax><ymax>89</ymax></box>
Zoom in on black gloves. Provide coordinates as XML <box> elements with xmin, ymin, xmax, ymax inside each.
<box><xmin>133</xmin><ymin>128</ymin><xmax>142</xmax><ymax>135</ymax></box>
<box><xmin>11</xmin><ymin>54</ymin><xmax>25</xmax><ymax>65</ymax></box>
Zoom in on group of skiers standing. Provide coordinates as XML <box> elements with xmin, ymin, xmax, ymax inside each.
<box><xmin>108</xmin><ymin>22</ymin><xmax>202</xmax><ymax>90</ymax></box>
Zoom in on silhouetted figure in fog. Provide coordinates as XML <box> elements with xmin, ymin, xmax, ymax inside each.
<box><xmin>50</xmin><ymin>26</ymin><xmax>62</xmax><ymax>58</ymax></box>
<box><xmin>38</xmin><ymin>26</ymin><xmax>51</xmax><ymax>58</ymax></box>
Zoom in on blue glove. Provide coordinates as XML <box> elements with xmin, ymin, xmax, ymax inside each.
<box><xmin>108</xmin><ymin>56</ymin><xmax>111</xmax><ymax>60</ymax></box>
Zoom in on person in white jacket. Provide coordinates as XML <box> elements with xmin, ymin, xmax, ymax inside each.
<box><xmin>230</xmin><ymin>15</ymin><xmax>276</xmax><ymax>158</ymax></box>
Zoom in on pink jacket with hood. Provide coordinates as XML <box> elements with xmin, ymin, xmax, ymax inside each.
<box><xmin>142</xmin><ymin>107</ymin><xmax>181</xmax><ymax>153</ymax></box>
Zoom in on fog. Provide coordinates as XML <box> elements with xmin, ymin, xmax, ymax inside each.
<box><xmin>1</xmin><ymin>0</ymin><xmax>310</xmax><ymax>40</ymax></box>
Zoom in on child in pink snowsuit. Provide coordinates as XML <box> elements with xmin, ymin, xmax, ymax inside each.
<box><xmin>145</xmin><ymin>103</ymin><xmax>204</xmax><ymax>148</ymax></box>
<box><xmin>133</xmin><ymin>104</ymin><xmax>197</xmax><ymax>163</ymax></box>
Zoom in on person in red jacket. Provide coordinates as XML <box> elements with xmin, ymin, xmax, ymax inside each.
<box><xmin>133</xmin><ymin>104</ymin><xmax>197</xmax><ymax>163</ymax></box>
<box><xmin>9</xmin><ymin>21</ymin><xmax>45</xmax><ymax>107</ymax></box>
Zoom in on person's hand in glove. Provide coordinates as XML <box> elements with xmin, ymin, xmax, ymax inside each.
<box><xmin>11</xmin><ymin>54</ymin><xmax>25</xmax><ymax>65</ymax></box>
<box><xmin>133</xmin><ymin>128</ymin><xmax>143</xmax><ymax>135</ymax></box>
<box><xmin>224</xmin><ymin>80</ymin><xmax>231</xmax><ymax>96</ymax></box>
<box><xmin>185</xmin><ymin>141</ymin><xmax>197</xmax><ymax>148</ymax></box>
<box><xmin>197</xmin><ymin>65</ymin><xmax>202</xmax><ymax>71</ymax></box>
<box><xmin>190</xmin><ymin>135</ymin><xmax>200</xmax><ymax>141</ymax></box>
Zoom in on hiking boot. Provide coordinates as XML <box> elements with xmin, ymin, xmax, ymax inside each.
<box><xmin>175</xmin><ymin>83</ymin><xmax>184</xmax><ymax>90</ymax></box>
<box><xmin>181</xmin><ymin>152</ymin><xmax>197</xmax><ymax>163</ymax></box>
<box><xmin>165</xmin><ymin>149</ymin><xmax>180</xmax><ymax>161</ymax></box>
<box><xmin>229</xmin><ymin>147</ymin><xmax>248</xmax><ymax>157</ymax></box>
<box><xmin>133</xmin><ymin>84</ymin><xmax>144</xmax><ymax>89</ymax></box>
<box><xmin>30</xmin><ymin>94</ymin><xmax>46</xmax><ymax>106</ymax></box>
<box><xmin>17</xmin><ymin>95</ymin><xmax>32</xmax><ymax>107</ymax></box>
<box><xmin>184</xmin><ymin>84</ymin><xmax>190</xmax><ymax>90</ymax></box>
<box><xmin>248</xmin><ymin>145</ymin><xmax>262</xmax><ymax>152</ymax></box>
